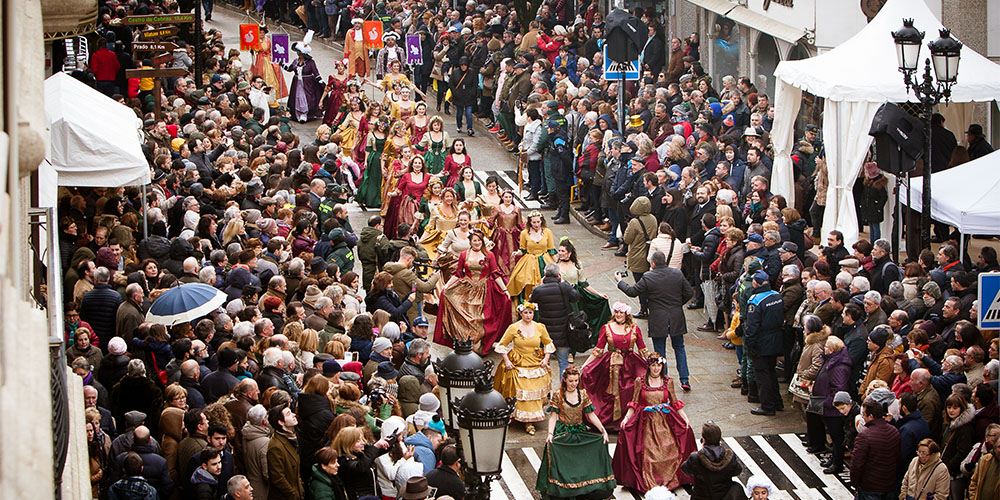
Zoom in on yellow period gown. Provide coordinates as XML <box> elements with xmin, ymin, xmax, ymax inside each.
<box><xmin>506</xmin><ymin>228</ymin><xmax>556</xmax><ymax>299</ymax></box>
<box><xmin>493</xmin><ymin>321</ymin><xmax>555</xmax><ymax>423</ymax></box>
<box><xmin>337</xmin><ymin>110</ymin><xmax>364</xmax><ymax>153</ymax></box>
<box><xmin>418</xmin><ymin>205</ymin><xmax>459</xmax><ymax>261</ymax></box>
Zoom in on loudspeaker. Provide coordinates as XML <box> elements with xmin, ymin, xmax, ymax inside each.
<box><xmin>868</xmin><ymin>102</ymin><xmax>924</xmax><ymax>175</ymax></box>
<box><xmin>605</xmin><ymin>9</ymin><xmax>647</xmax><ymax>63</ymax></box>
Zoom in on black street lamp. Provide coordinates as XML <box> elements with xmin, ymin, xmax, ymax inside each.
<box><xmin>454</xmin><ymin>374</ymin><xmax>515</xmax><ymax>500</ymax></box>
<box><xmin>432</xmin><ymin>338</ymin><xmax>493</xmax><ymax>433</ymax></box>
<box><xmin>892</xmin><ymin>19</ymin><xmax>962</xmax><ymax>251</ymax></box>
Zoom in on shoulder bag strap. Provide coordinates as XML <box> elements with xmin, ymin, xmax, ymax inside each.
<box><xmin>636</xmin><ymin>217</ymin><xmax>650</xmax><ymax>241</ymax></box>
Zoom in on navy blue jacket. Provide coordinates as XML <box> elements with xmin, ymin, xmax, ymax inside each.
<box><xmin>843</xmin><ymin>321</ymin><xmax>869</xmax><ymax>392</ymax></box>
<box><xmin>910</xmin><ymin>356</ymin><xmax>967</xmax><ymax>403</ymax></box>
<box><xmin>895</xmin><ymin>409</ymin><xmax>931</xmax><ymax>479</ymax></box>
<box><xmin>79</xmin><ymin>283</ymin><xmax>123</xmax><ymax>343</ymax></box>
<box><xmin>744</xmin><ymin>285</ymin><xmax>784</xmax><ymax>357</ymax></box>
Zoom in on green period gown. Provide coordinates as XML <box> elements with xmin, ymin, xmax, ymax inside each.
<box><xmin>357</xmin><ymin>133</ymin><xmax>387</xmax><ymax>208</ymax></box>
<box><xmin>536</xmin><ymin>389</ymin><xmax>616</xmax><ymax>499</ymax></box>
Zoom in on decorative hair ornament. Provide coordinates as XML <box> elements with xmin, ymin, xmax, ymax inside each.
<box><xmin>527</xmin><ymin>210</ymin><xmax>543</xmax><ymax>219</ymax></box>
<box><xmin>611</xmin><ymin>301</ymin><xmax>633</xmax><ymax>315</ymax></box>
<box><xmin>646</xmin><ymin>353</ymin><xmax>666</xmax><ymax>366</ymax></box>
<box><xmin>517</xmin><ymin>302</ymin><xmax>538</xmax><ymax>313</ymax></box>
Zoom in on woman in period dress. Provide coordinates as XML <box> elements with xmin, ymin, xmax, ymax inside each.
<box><xmin>251</xmin><ymin>26</ymin><xmax>288</xmax><ymax>99</ymax></box>
<box><xmin>321</xmin><ymin>59</ymin><xmax>350</xmax><ymax>127</ymax></box>
<box><xmin>433</xmin><ymin>229</ymin><xmax>511</xmax><ymax>354</ymax></box>
<box><xmin>613</xmin><ymin>355</ymin><xmax>697</xmax><ymax>492</ymax></box>
<box><xmin>417</xmin><ymin>179</ymin><xmax>444</xmax><ymax>233</ymax></box>
<box><xmin>494</xmin><ymin>303</ymin><xmax>555</xmax><ymax>435</ymax></box>
<box><xmin>284</xmin><ymin>41</ymin><xmax>325</xmax><ymax>123</ymax></box>
<box><xmin>507</xmin><ymin>211</ymin><xmax>556</xmax><ymax>300</ymax></box>
<box><xmin>487</xmin><ymin>190</ymin><xmax>523</xmax><ymax>277</ymax></box>
<box><xmin>380</xmin><ymin>60</ymin><xmax>413</xmax><ymax>95</ymax></box>
<box><xmin>407</xmin><ymin>102</ymin><xmax>430</xmax><ymax>145</ymax></box>
<box><xmin>380</xmin><ymin>144</ymin><xmax>413</xmax><ymax>216</ymax></box>
<box><xmin>419</xmin><ymin>117</ymin><xmax>450</xmax><ymax>175</ymax></box>
<box><xmin>389</xmin><ymin>87</ymin><xmax>417</xmax><ymax>122</ymax></box>
<box><xmin>440</xmin><ymin>138</ymin><xmax>472</xmax><ymax>188</ymax></box>
<box><xmin>556</xmin><ymin>239</ymin><xmax>611</xmax><ymax>348</ymax></box>
<box><xmin>352</xmin><ymin>102</ymin><xmax>380</xmax><ymax>167</ymax></box>
<box><xmin>419</xmin><ymin>188</ymin><xmax>460</xmax><ymax>260</ymax></box>
<box><xmin>356</xmin><ymin>117</ymin><xmax>389</xmax><ymax>210</ymax></box>
<box><xmin>474</xmin><ymin>175</ymin><xmax>502</xmax><ymax>239</ymax></box>
<box><xmin>385</xmin><ymin>156</ymin><xmax>430</xmax><ymax>240</ymax></box>
<box><xmin>336</xmin><ymin>97</ymin><xmax>365</xmax><ymax>154</ymax></box>
<box><xmin>454</xmin><ymin>166</ymin><xmax>482</xmax><ymax>202</ymax></box>
<box><xmin>580</xmin><ymin>302</ymin><xmax>649</xmax><ymax>432</ymax></box>
<box><xmin>537</xmin><ymin>367</ymin><xmax>616</xmax><ymax>500</ymax></box>
<box><xmin>379</xmin><ymin>123</ymin><xmax>412</xmax><ymax>214</ymax></box>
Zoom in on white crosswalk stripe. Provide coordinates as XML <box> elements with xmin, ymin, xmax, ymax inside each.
<box><xmin>473</xmin><ymin>169</ymin><xmax>542</xmax><ymax>210</ymax></box>
<box><xmin>486</xmin><ymin>433</ymin><xmax>853</xmax><ymax>500</ymax></box>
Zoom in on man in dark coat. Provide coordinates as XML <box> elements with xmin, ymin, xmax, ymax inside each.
<box><xmin>108</xmin><ymin>425</ymin><xmax>174</xmax><ymax>499</ymax></box>
<box><xmin>850</xmin><ymin>400</ymin><xmax>900</xmax><ymax>499</ymax></box>
<box><xmin>616</xmin><ymin>250</ymin><xmax>695</xmax><ymax>388</ymax></box>
<box><xmin>110</xmin><ymin>360</ymin><xmax>163</xmax><ymax>434</ymax></box>
<box><xmin>426</xmin><ymin>444</ymin><xmax>466</xmax><ymax>500</ymax></box>
<box><xmin>80</xmin><ymin>266</ymin><xmax>123</xmax><ymax>348</ymax></box>
<box><xmin>841</xmin><ymin>303</ymin><xmax>870</xmax><ymax>395</ymax></box>
<box><xmin>449</xmin><ymin>57</ymin><xmax>479</xmax><ymax>136</ymax></box>
<box><xmin>744</xmin><ymin>270</ymin><xmax>785</xmax><ymax>415</ymax></box>
<box><xmin>680</xmin><ymin>421</ymin><xmax>743</xmax><ymax>500</ymax></box>
<box><xmin>530</xmin><ymin>263</ymin><xmax>580</xmax><ymax>377</ymax></box>
<box><xmin>266</xmin><ymin>404</ymin><xmax>305</xmax><ymax>500</ymax></box>
<box><xmin>965</xmin><ymin>123</ymin><xmax>994</xmax><ymax>160</ymax></box>
<box><xmin>201</xmin><ymin>348</ymin><xmax>241</xmax><ymax>404</ymax></box>
<box><xmin>895</xmin><ymin>392</ymin><xmax>931</xmax><ymax>481</ymax></box>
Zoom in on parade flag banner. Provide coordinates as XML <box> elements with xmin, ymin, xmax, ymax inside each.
<box><xmin>239</xmin><ymin>24</ymin><xmax>261</xmax><ymax>51</ymax></box>
<box><xmin>405</xmin><ymin>34</ymin><xmax>422</xmax><ymax>65</ymax></box>
<box><xmin>271</xmin><ymin>34</ymin><xmax>290</xmax><ymax>63</ymax></box>
<box><xmin>364</xmin><ymin>21</ymin><xmax>384</xmax><ymax>49</ymax></box>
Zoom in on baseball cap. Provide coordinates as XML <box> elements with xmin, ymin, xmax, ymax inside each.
<box><xmin>744</xmin><ymin>233</ymin><xmax>764</xmax><ymax>244</ymax></box>
<box><xmin>752</xmin><ymin>270</ymin><xmax>770</xmax><ymax>283</ymax></box>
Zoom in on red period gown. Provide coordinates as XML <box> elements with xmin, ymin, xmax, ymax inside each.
<box><xmin>612</xmin><ymin>376</ymin><xmax>697</xmax><ymax>492</ymax></box>
<box><xmin>580</xmin><ymin>324</ymin><xmax>649</xmax><ymax>431</ymax></box>
<box><xmin>352</xmin><ymin>116</ymin><xmax>373</xmax><ymax>167</ymax></box>
<box><xmin>322</xmin><ymin>75</ymin><xmax>348</xmax><ymax>126</ymax></box>
<box><xmin>433</xmin><ymin>250</ymin><xmax>512</xmax><ymax>355</ymax></box>
<box><xmin>488</xmin><ymin>205</ymin><xmax>523</xmax><ymax>277</ymax></box>
<box><xmin>442</xmin><ymin>154</ymin><xmax>472</xmax><ymax>188</ymax></box>
<box><xmin>408</xmin><ymin>117</ymin><xmax>429</xmax><ymax>146</ymax></box>
<box><xmin>385</xmin><ymin>172</ymin><xmax>429</xmax><ymax>240</ymax></box>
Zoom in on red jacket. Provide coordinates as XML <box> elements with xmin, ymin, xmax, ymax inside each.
<box><xmin>90</xmin><ymin>48</ymin><xmax>120</xmax><ymax>82</ymax></box>
<box><xmin>850</xmin><ymin>417</ymin><xmax>900</xmax><ymax>492</ymax></box>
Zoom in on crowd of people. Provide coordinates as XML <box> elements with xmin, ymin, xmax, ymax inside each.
<box><xmin>63</xmin><ymin>0</ymin><xmax>1000</xmax><ymax>499</ymax></box>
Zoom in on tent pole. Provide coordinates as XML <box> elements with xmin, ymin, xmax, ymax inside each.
<box><xmin>142</xmin><ymin>184</ymin><xmax>149</xmax><ymax>239</ymax></box>
<box><xmin>892</xmin><ymin>174</ymin><xmax>900</xmax><ymax>263</ymax></box>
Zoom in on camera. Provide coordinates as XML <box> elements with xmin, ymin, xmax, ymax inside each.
<box><xmin>369</xmin><ymin>387</ymin><xmax>387</xmax><ymax>408</ymax></box>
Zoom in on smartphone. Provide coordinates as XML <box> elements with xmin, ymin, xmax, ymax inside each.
<box><xmin>619</xmin><ymin>270</ymin><xmax>629</xmax><ymax>278</ymax></box>
<box><xmin>427</xmin><ymin>487</ymin><xmax>437</xmax><ymax>499</ymax></box>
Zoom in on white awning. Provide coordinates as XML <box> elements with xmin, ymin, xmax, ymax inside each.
<box><xmin>684</xmin><ymin>0</ymin><xmax>808</xmax><ymax>44</ymax></box>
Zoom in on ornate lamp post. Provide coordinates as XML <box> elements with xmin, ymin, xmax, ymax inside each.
<box><xmin>432</xmin><ymin>338</ymin><xmax>492</xmax><ymax>433</ymax></box>
<box><xmin>454</xmin><ymin>374</ymin><xmax>515</xmax><ymax>500</ymax></box>
<box><xmin>892</xmin><ymin>19</ymin><xmax>962</xmax><ymax>251</ymax></box>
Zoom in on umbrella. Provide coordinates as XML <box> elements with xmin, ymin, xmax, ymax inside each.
<box><xmin>145</xmin><ymin>283</ymin><xmax>228</xmax><ymax>326</ymax></box>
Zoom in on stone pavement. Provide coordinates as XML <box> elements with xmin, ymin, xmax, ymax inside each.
<box><xmin>213</xmin><ymin>5</ymin><xmax>804</xmax><ymax>443</ymax></box>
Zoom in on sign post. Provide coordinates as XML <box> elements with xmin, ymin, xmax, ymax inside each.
<box><xmin>977</xmin><ymin>272</ymin><xmax>1000</xmax><ymax>329</ymax></box>
<box><xmin>126</xmin><ymin>67</ymin><xmax>189</xmax><ymax>120</ymax></box>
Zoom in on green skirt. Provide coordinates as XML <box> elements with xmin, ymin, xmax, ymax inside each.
<box><xmin>575</xmin><ymin>283</ymin><xmax>611</xmax><ymax>348</ymax></box>
<box><xmin>356</xmin><ymin>150</ymin><xmax>383</xmax><ymax>208</ymax></box>
<box><xmin>536</xmin><ymin>422</ymin><xmax>616</xmax><ymax>499</ymax></box>
<box><xmin>425</xmin><ymin>148</ymin><xmax>446</xmax><ymax>175</ymax></box>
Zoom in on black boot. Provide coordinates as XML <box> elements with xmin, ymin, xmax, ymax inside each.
<box><xmin>747</xmin><ymin>381</ymin><xmax>760</xmax><ymax>403</ymax></box>
<box><xmin>740</xmin><ymin>382</ymin><xmax>749</xmax><ymax>396</ymax></box>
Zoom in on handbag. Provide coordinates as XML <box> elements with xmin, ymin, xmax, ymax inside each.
<box><xmin>445</xmin><ymin>71</ymin><xmax>468</xmax><ymax>104</ymax></box>
<box><xmin>788</xmin><ymin>373</ymin><xmax>813</xmax><ymax>400</ymax></box>
<box><xmin>559</xmin><ymin>283</ymin><xmax>591</xmax><ymax>352</ymax></box>
<box><xmin>805</xmin><ymin>394</ymin><xmax>825</xmax><ymax>414</ymax></box>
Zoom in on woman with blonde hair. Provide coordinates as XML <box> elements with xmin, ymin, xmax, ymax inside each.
<box><xmin>494</xmin><ymin>303</ymin><xmax>554</xmax><ymax>435</ymax></box>
<box><xmin>221</xmin><ymin>217</ymin><xmax>246</xmax><ymax>247</ymax></box>
<box><xmin>331</xmin><ymin>425</ymin><xmax>392</xmax><ymax>500</ymax></box>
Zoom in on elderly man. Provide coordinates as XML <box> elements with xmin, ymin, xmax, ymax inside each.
<box><xmin>399</xmin><ymin>339</ymin><xmax>431</xmax><ymax>383</ymax></box>
<box><xmin>255</xmin><ymin>347</ymin><xmax>294</xmax><ymax>396</ymax></box>
<box><xmin>910</xmin><ymin>351</ymin><xmax>967</xmax><ymax>402</ymax></box>
<box><xmin>116</xmin><ymin>283</ymin><xmax>146</xmax><ymax>343</ymax></box>
<box><xmin>862</xmin><ymin>291</ymin><xmax>888</xmax><ymax>332</ymax></box>
<box><xmin>616</xmin><ymin>251</ymin><xmax>694</xmax><ymax>390</ymax></box>
<box><xmin>911</xmin><ymin>368</ymin><xmax>942</xmax><ymax>439</ymax></box>
<box><xmin>812</xmin><ymin>281</ymin><xmax>836</xmax><ymax>325</ymax></box>
<box><xmin>80</xmin><ymin>266</ymin><xmax>123</xmax><ymax>345</ymax></box>
<box><xmin>180</xmin><ymin>359</ymin><xmax>207</xmax><ymax>409</ymax></box>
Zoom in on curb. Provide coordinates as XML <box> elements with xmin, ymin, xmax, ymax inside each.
<box><xmin>569</xmin><ymin>204</ymin><xmax>613</xmax><ymax>241</ymax></box>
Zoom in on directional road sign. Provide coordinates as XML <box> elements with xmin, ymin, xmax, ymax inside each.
<box><xmin>978</xmin><ymin>272</ymin><xmax>1000</xmax><ymax>329</ymax></box>
<box><xmin>140</xmin><ymin>27</ymin><xmax>180</xmax><ymax>40</ymax></box>
<box><xmin>132</xmin><ymin>42</ymin><xmax>180</xmax><ymax>52</ymax></box>
<box><xmin>603</xmin><ymin>44</ymin><xmax>640</xmax><ymax>81</ymax></box>
<box><xmin>123</xmin><ymin>14</ymin><xmax>195</xmax><ymax>25</ymax></box>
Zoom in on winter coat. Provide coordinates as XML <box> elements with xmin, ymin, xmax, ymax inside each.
<box><xmin>367</xmin><ymin>290</ymin><xmax>413</xmax><ymax>326</ymax></box>
<box><xmin>900</xmin><ymin>454</ymin><xmax>950</xmax><ymax>500</ymax></box>
<box><xmin>744</xmin><ymin>285</ymin><xmax>784</xmax><ymax>357</ymax></box>
<box><xmin>859</xmin><ymin>346</ymin><xmax>896</xmax><ymax>398</ymax></box>
<box><xmin>189</xmin><ymin>467</ymin><xmax>218</xmax><ymax>500</ymax></box>
<box><xmin>857</xmin><ymin>174</ymin><xmax>888</xmax><ymax>224</ymax></box>
<box><xmin>914</xmin><ymin>356</ymin><xmax>967</xmax><ymax>403</ymax></box>
<box><xmin>780</xmin><ymin>280</ymin><xmax>804</xmax><ymax>326</ymax></box>
<box><xmin>110</xmin><ymin>443</ymin><xmax>173</xmax><ymax>499</ymax></box>
<box><xmin>80</xmin><ymin>283</ymin><xmax>123</xmax><ymax>345</ymax></box>
<box><xmin>896</xmin><ymin>409</ymin><xmax>932</xmax><ymax>478</ymax></box>
<box><xmin>792</xmin><ymin>329</ymin><xmax>829</xmax><ymax>404</ymax></box>
<box><xmin>623</xmin><ymin>197</ymin><xmax>656</xmax><ymax>273</ymax></box>
<box><xmin>448</xmin><ymin>66</ymin><xmax>478</xmax><ymax>107</ymax></box>
<box><xmin>617</xmin><ymin>265</ymin><xmax>693</xmax><ymax>338</ymax></box>
<box><xmin>851</xmin><ymin>417</ymin><xmax>901</xmax><ymax>493</ymax></box>
<box><xmin>969</xmin><ymin>450</ymin><xmax>1000</xmax><ymax>500</ymax></box>
<box><xmin>255</xmin><ymin>366</ymin><xmax>293</xmax><ymax>396</ymax></box>
<box><xmin>242</xmin><ymin>422</ymin><xmax>271</xmax><ymax>500</ymax></box>
<box><xmin>382</xmin><ymin>261</ymin><xmax>438</xmax><ymax>321</ymax></box>
<box><xmin>99</xmin><ymin>354</ymin><xmax>130</xmax><ymax>389</ymax></box>
<box><xmin>267</xmin><ymin>432</ymin><xmax>304</xmax><ymax>500</ymax></box>
<box><xmin>159</xmin><ymin>407</ymin><xmax>184</xmax><ymax>484</ymax></box>
<box><xmin>296</xmin><ymin>393</ymin><xmax>336</xmax><ymax>483</ymax></box>
<box><xmin>162</xmin><ymin>238</ymin><xmax>194</xmax><ymax>276</ymax></box>
<box><xmin>338</xmin><ymin>444</ymin><xmax>389</xmax><ymax>500</ymax></box>
<box><xmin>179</xmin><ymin>376</ymin><xmax>206</xmax><ymax>409</ymax></box>
<box><xmin>869</xmin><ymin>254</ymin><xmax>901</xmax><ymax>296</ymax></box>
<box><xmin>309</xmin><ymin>464</ymin><xmax>349</xmax><ymax>500</ymax></box>
<box><xmin>357</xmin><ymin>226</ymin><xmax>390</xmax><ymax>287</ymax></box>
<box><xmin>201</xmin><ymin>367</ymin><xmax>239</xmax><ymax>405</ymax></box>
<box><xmin>941</xmin><ymin>405</ymin><xmax>977</xmax><ymax>477</ymax></box>
<box><xmin>843</xmin><ymin>321</ymin><xmax>869</xmax><ymax>392</ymax></box>
<box><xmin>812</xmin><ymin>348</ymin><xmax>852</xmax><ymax>417</ymax></box>
<box><xmin>136</xmin><ymin>234</ymin><xmax>171</xmax><ymax>264</ymax></box>
<box><xmin>691</xmin><ymin>227</ymin><xmax>722</xmax><ymax>280</ymax></box>
<box><xmin>528</xmin><ymin>277</ymin><xmax>580</xmax><ymax>348</ymax></box>
<box><xmin>110</xmin><ymin>375</ymin><xmax>163</xmax><ymax>434</ymax></box>
<box><xmin>680</xmin><ymin>444</ymin><xmax>744</xmax><ymax>500</ymax></box>
<box><xmin>404</xmin><ymin>431</ymin><xmax>438</xmax><ymax>474</ymax></box>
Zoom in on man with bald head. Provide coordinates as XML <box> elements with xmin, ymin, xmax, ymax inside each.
<box><xmin>180</xmin><ymin>359</ymin><xmax>207</xmax><ymax>409</ymax></box>
<box><xmin>910</xmin><ymin>351</ymin><xmax>967</xmax><ymax>402</ymax></box>
<box><xmin>115</xmin><ymin>282</ymin><xmax>145</xmax><ymax>343</ymax></box>
<box><xmin>179</xmin><ymin>256</ymin><xmax>201</xmax><ymax>283</ymax></box>
<box><xmin>84</xmin><ymin>384</ymin><xmax>117</xmax><ymax>437</ymax></box>
<box><xmin>910</xmin><ymin>368</ymin><xmax>942</xmax><ymax>439</ymax></box>
<box><xmin>109</xmin><ymin>425</ymin><xmax>174</xmax><ymax>498</ymax></box>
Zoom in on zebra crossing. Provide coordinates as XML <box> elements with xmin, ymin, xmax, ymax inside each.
<box><xmin>488</xmin><ymin>433</ymin><xmax>855</xmax><ymax>500</ymax></box>
<box><xmin>473</xmin><ymin>169</ymin><xmax>542</xmax><ymax>210</ymax></box>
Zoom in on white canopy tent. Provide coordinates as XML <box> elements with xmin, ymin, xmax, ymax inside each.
<box><xmin>904</xmin><ymin>149</ymin><xmax>1000</xmax><ymax>237</ymax></box>
<box><xmin>43</xmin><ymin>72</ymin><xmax>150</xmax><ymax>188</ymax></box>
<box><xmin>769</xmin><ymin>0</ymin><xmax>1000</xmax><ymax>246</ymax></box>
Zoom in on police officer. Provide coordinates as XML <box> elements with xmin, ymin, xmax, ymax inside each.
<box><xmin>545</xmin><ymin>120</ymin><xmax>573</xmax><ymax>224</ymax></box>
<box><xmin>744</xmin><ymin>269</ymin><xmax>785</xmax><ymax>416</ymax></box>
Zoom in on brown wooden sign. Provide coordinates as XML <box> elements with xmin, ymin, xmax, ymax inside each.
<box><xmin>125</xmin><ymin>68</ymin><xmax>190</xmax><ymax>119</ymax></box>
<box><xmin>151</xmin><ymin>53</ymin><xmax>174</xmax><ymax>66</ymax></box>
<box><xmin>140</xmin><ymin>27</ymin><xmax>179</xmax><ymax>40</ymax></box>
<box><xmin>133</xmin><ymin>41</ymin><xmax>179</xmax><ymax>52</ymax></box>
<box><xmin>123</xmin><ymin>14</ymin><xmax>195</xmax><ymax>25</ymax></box>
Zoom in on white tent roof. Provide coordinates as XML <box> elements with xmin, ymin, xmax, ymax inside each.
<box><xmin>903</xmin><ymin>150</ymin><xmax>1000</xmax><ymax>235</ymax></box>
<box><xmin>44</xmin><ymin>72</ymin><xmax>150</xmax><ymax>187</ymax></box>
<box><xmin>773</xmin><ymin>0</ymin><xmax>1000</xmax><ymax>103</ymax></box>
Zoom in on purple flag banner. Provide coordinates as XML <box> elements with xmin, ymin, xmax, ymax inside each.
<box><xmin>405</xmin><ymin>34</ymin><xmax>422</xmax><ymax>65</ymax></box>
<box><xmin>271</xmin><ymin>34</ymin><xmax>290</xmax><ymax>64</ymax></box>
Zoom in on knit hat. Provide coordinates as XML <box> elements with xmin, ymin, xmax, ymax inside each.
<box><xmin>255</xmin><ymin>218</ymin><xmax>277</xmax><ymax>233</ymax></box>
<box><xmin>419</xmin><ymin>392</ymin><xmax>441</xmax><ymax>412</ymax></box>
<box><xmin>832</xmin><ymin>391</ymin><xmax>853</xmax><ymax>406</ymax></box>
<box><xmin>372</xmin><ymin>337</ymin><xmax>393</xmax><ymax>354</ymax></box>
<box><xmin>322</xmin><ymin>359</ymin><xmax>343</xmax><ymax>377</ymax></box>
<box><xmin>922</xmin><ymin>280</ymin><xmax>942</xmax><ymax>300</ymax></box>
<box><xmin>218</xmin><ymin>348</ymin><xmax>240</xmax><ymax>369</ymax></box>
<box><xmin>867</xmin><ymin>387</ymin><xmax>896</xmax><ymax>409</ymax></box>
<box><xmin>303</xmin><ymin>285</ymin><xmax>323</xmax><ymax>306</ymax></box>
<box><xmin>868</xmin><ymin>325</ymin><xmax>891</xmax><ymax>348</ymax></box>
<box><xmin>108</xmin><ymin>337</ymin><xmax>127</xmax><ymax>356</ymax></box>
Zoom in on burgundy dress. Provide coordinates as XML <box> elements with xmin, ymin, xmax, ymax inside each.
<box><xmin>352</xmin><ymin>116</ymin><xmax>372</xmax><ymax>167</ymax></box>
<box><xmin>488</xmin><ymin>205</ymin><xmax>523</xmax><ymax>277</ymax></box>
<box><xmin>581</xmin><ymin>324</ymin><xmax>649</xmax><ymax>432</ymax></box>
<box><xmin>322</xmin><ymin>76</ymin><xmax>348</xmax><ymax>126</ymax></box>
<box><xmin>385</xmin><ymin>172</ymin><xmax>430</xmax><ymax>239</ymax></box>
<box><xmin>442</xmin><ymin>154</ymin><xmax>472</xmax><ymax>188</ymax></box>
<box><xmin>433</xmin><ymin>250</ymin><xmax>512</xmax><ymax>355</ymax></box>
<box><xmin>612</xmin><ymin>376</ymin><xmax>697</xmax><ymax>492</ymax></box>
